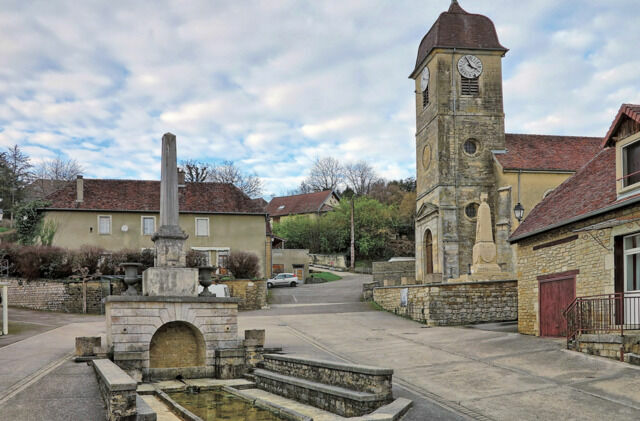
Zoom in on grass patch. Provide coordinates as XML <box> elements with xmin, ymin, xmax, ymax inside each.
<box><xmin>0</xmin><ymin>227</ymin><xmax>8</xmax><ymax>233</ymax></box>
<box><xmin>309</xmin><ymin>272</ymin><xmax>342</xmax><ymax>282</ymax></box>
<box><xmin>368</xmin><ymin>301</ymin><xmax>384</xmax><ymax>311</ymax></box>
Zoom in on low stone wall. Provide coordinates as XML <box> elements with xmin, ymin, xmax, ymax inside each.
<box><xmin>372</xmin><ymin>261</ymin><xmax>416</xmax><ymax>286</ymax></box>
<box><xmin>309</xmin><ymin>253</ymin><xmax>348</xmax><ymax>269</ymax></box>
<box><xmin>93</xmin><ymin>359</ymin><xmax>137</xmax><ymax>421</ymax></box>
<box><xmin>373</xmin><ymin>279</ymin><xmax>517</xmax><ymax>326</ymax></box>
<box><xmin>574</xmin><ymin>333</ymin><xmax>640</xmax><ymax>361</ymax></box>
<box><xmin>4</xmin><ymin>277</ymin><xmax>125</xmax><ymax>314</ymax></box>
<box><xmin>224</xmin><ymin>279</ymin><xmax>266</xmax><ymax>311</ymax></box>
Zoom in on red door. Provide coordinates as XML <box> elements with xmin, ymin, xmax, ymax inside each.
<box><xmin>539</xmin><ymin>273</ymin><xmax>576</xmax><ymax>337</ymax></box>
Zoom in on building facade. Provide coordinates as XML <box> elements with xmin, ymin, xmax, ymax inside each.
<box><xmin>412</xmin><ymin>1</ymin><xmax>601</xmax><ymax>282</ymax></box>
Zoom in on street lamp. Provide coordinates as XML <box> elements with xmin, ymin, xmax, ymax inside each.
<box><xmin>514</xmin><ymin>202</ymin><xmax>525</xmax><ymax>222</ymax></box>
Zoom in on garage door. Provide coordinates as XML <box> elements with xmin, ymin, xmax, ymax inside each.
<box><xmin>538</xmin><ymin>271</ymin><xmax>577</xmax><ymax>337</ymax></box>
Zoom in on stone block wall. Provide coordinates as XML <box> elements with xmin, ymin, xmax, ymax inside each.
<box><xmin>224</xmin><ymin>279</ymin><xmax>266</xmax><ymax>311</ymax></box>
<box><xmin>515</xmin><ymin>207</ymin><xmax>640</xmax><ymax>335</ymax></box>
<box><xmin>4</xmin><ymin>277</ymin><xmax>125</xmax><ymax>314</ymax></box>
<box><xmin>373</xmin><ymin>280</ymin><xmax>517</xmax><ymax>326</ymax></box>
<box><xmin>309</xmin><ymin>253</ymin><xmax>348</xmax><ymax>269</ymax></box>
<box><xmin>372</xmin><ymin>261</ymin><xmax>416</xmax><ymax>286</ymax></box>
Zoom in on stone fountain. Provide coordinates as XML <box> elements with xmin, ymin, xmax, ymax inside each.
<box><xmin>104</xmin><ymin>133</ymin><xmax>246</xmax><ymax>382</ymax></box>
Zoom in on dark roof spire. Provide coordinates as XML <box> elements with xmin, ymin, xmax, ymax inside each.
<box><xmin>448</xmin><ymin>0</ymin><xmax>466</xmax><ymax>13</ymax></box>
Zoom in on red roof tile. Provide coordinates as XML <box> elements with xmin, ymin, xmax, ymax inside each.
<box><xmin>510</xmin><ymin>147</ymin><xmax>617</xmax><ymax>241</ymax></box>
<box><xmin>602</xmin><ymin>104</ymin><xmax>640</xmax><ymax>147</ymax></box>
<box><xmin>412</xmin><ymin>1</ymin><xmax>507</xmax><ymax>75</ymax></box>
<box><xmin>266</xmin><ymin>190</ymin><xmax>337</xmax><ymax>217</ymax></box>
<box><xmin>495</xmin><ymin>134</ymin><xmax>602</xmax><ymax>172</ymax></box>
<box><xmin>44</xmin><ymin>179</ymin><xmax>265</xmax><ymax>214</ymax></box>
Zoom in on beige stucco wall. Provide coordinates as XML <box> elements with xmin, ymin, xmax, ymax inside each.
<box><xmin>44</xmin><ymin>211</ymin><xmax>269</xmax><ymax>277</ymax></box>
<box><xmin>495</xmin><ymin>165</ymin><xmax>574</xmax><ymax>231</ymax></box>
<box><xmin>515</xmin><ymin>206</ymin><xmax>640</xmax><ymax>335</ymax></box>
<box><xmin>272</xmin><ymin>248</ymin><xmax>309</xmax><ymax>279</ymax></box>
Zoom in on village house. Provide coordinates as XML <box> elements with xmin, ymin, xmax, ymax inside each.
<box><xmin>266</xmin><ymin>190</ymin><xmax>339</xmax><ymax>225</ymax></box>
<box><xmin>41</xmin><ymin>173</ymin><xmax>273</xmax><ymax>278</ymax></box>
<box><xmin>511</xmin><ymin>104</ymin><xmax>640</xmax><ymax>346</ymax></box>
<box><xmin>412</xmin><ymin>1</ymin><xmax>601</xmax><ymax>283</ymax></box>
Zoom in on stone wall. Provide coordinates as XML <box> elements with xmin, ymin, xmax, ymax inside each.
<box><xmin>309</xmin><ymin>253</ymin><xmax>348</xmax><ymax>269</ymax></box>
<box><xmin>372</xmin><ymin>261</ymin><xmax>416</xmax><ymax>286</ymax></box>
<box><xmin>373</xmin><ymin>280</ymin><xmax>517</xmax><ymax>326</ymax></box>
<box><xmin>4</xmin><ymin>277</ymin><xmax>125</xmax><ymax>314</ymax></box>
<box><xmin>514</xmin><ymin>207</ymin><xmax>640</xmax><ymax>336</ymax></box>
<box><xmin>224</xmin><ymin>279</ymin><xmax>266</xmax><ymax>311</ymax></box>
<box><xmin>573</xmin><ymin>334</ymin><xmax>640</xmax><ymax>361</ymax></box>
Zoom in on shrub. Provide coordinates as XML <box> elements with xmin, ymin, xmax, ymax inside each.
<box><xmin>75</xmin><ymin>246</ymin><xmax>106</xmax><ymax>275</ymax></box>
<box><xmin>98</xmin><ymin>249</ymin><xmax>154</xmax><ymax>275</ymax></box>
<box><xmin>227</xmin><ymin>251</ymin><xmax>260</xmax><ymax>279</ymax></box>
<box><xmin>186</xmin><ymin>249</ymin><xmax>207</xmax><ymax>268</ymax></box>
<box><xmin>14</xmin><ymin>200</ymin><xmax>49</xmax><ymax>245</ymax></box>
<box><xmin>14</xmin><ymin>245</ymin><xmax>73</xmax><ymax>280</ymax></box>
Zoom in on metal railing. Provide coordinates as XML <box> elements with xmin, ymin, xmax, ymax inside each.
<box><xmin>564</xmin><ymin>292</ymin><xmax>640</xmax><ymax>347</ymax></box>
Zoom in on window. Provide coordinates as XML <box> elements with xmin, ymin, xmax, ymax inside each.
<box><xmin>217</xmin><ymin>250</ymin><xmax>229</xmax><ymax>271</ymax></box>
<box><xmin>195</xmin><ymin>218</ymin><xmax>209</xmax><ymax>237</ymax></box>
<box><xmin>463</xmin><ymin>139</ymin><xmax>478</xmax><ymax>156</ymax></box>
<box><xmin>277</xmin><ymin>205</ymin><xmax>285</xmax><ymax>210</ymax></box>
<box><xmin>98</xmin><ymin>215</ymin><xmax>111</xmax><ymax>235</ymax></box>
<box><xmin>624</xmin><ymin>233</ymin><xmax>640</xmax><ymax>292</ymax></box>
<box><xmin>142</xmin><ymin>216</ymin><xmax>155</xmax><ymax>236</ymax></box>
<box><xmin>623</xmin><ymin>141</ymin><xmax>640</xmax><ymax>187</ymax></box>
<box><xmin>465</xmin><ymin>203</ymin><xmax>479</xmax><ymax>219</ymax></box>
<box><xmin>422</xmin><ymin>85</ymin><xmax>429</xmax><ymax>108</ymax></box>
<box><xmin>461</xmin><ymin>76</ymin><xmax>479</xmax><ymax>96</ymax></box>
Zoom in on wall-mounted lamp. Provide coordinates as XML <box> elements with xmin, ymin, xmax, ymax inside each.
<box><xmin>514</xmin><ymin>202</ymin><xmax>525</xmax><ymax>222</ymax></box>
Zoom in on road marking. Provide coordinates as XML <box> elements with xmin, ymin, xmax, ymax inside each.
<box><xmin>0</xmin><ymin>352</ymin><xmax>73</xmax><ymax>407</ymax></box>
<box><xmin>270</xmin><ymin>302</ymin><xmax>359</xmax><ymax>308</ymax></box>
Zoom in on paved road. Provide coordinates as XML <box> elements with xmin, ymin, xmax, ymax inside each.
<box><xmin>239</xmin><ymin>270</ymin><xmax>640</xmax><ymax>421</ymax></box>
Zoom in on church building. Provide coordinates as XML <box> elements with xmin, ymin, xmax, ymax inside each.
<box><xmin>412</xmin><ymin>1</ymin><xmax>601</xmax><ymax>282</ymax></box>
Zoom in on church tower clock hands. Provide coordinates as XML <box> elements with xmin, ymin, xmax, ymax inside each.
<box><xmin>410</xmin><ymin>1</ymin><xmax>507</xmax><ymax>282</ymax></box>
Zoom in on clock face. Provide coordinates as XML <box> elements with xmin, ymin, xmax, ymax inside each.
<box><xmin>457</xmin><ymin>55</ymin><xmax>483</xmax><ymax>78</ymax></box>
<box><xmin>420</xmin><ymin>67</ymin><xmax>430</xmax><ymax>92</ymax></box>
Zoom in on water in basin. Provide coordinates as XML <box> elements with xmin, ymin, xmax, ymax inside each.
<box><xmin>169</xmin><ymin>390</ymin><xmax>285</xmax><ymax>421</ymax></box>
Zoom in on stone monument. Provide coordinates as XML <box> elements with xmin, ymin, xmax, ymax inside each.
<box><xmin>142</xmin><ymin>133</ymin><xmax>198</xmax><ymax>296</ymax></box>
<box><xmin>471</xmin><ymin>193</ymin><xmax>502</xmax><ymax>274</ymax></box>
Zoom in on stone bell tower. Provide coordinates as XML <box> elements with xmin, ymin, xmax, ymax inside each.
<box><xmin>411</xmin><ymin>0</ymin><xmax>508</xmax><ymax>281</ymax></box>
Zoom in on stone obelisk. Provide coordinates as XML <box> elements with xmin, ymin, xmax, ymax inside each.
<box><xmin>142</xmin><ymin>133</ymin><xmax>198</xmax><ymax>296</ymax></box>
<box><xmin>470</xmin><ymin>193</ymin><xmax>502</xmax><ymax>274</ymax></box>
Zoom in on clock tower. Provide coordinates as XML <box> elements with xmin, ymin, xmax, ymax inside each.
<box><xmin>411</xmin><ymin>0</ymin><xmax>508</xmax><ymax>281</ymax></box>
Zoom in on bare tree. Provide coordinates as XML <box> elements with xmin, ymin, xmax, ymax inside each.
<box><xmin>209</xmin><ymin>160</ymin><xmax>264</xmax><ymax>198</ymax></box>
<box><xmin>34</xmin><ymin>156</ymin><xmax>83</xmax><ymax>181</ymax></box>
<box><xmin>180</xmin><ymin>160</ymin><xmax>211</xmax><ymax>183</ymax></box>
<box><xmin>300</xmin><ymin>156</ymin><xmax>343</xmax><ymax>192</ymax></box>
<box><xmin>344</xmin><ymin>161</ymin><xmax>378</xmax><ymax>196</ymax></box>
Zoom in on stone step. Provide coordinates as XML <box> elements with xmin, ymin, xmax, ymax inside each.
<box><xmin>253</xmin><ymin>369</ymin><xmax>382</xmax><ymax>402</ymax></box>
<box><xmin>136</xmin><ymin>394</ymin><xmax>157</xmax><ymax>421</ymax></box>
<box><xmin>626</xmin><ymin>353</ymin><xmax>640</xmax><ymax>365</ymax></box>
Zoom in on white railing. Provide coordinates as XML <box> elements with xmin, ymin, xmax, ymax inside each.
<box><xmin>0</xmin><ymin>282</ymin><xmax>7</xmax><ymax>335</ymax></box>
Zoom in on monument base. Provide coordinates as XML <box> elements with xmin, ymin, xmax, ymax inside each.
<box><xmin>143</xmin><ymin>267</ymin><xmax>198</xmax><ymax>296</ymax></box>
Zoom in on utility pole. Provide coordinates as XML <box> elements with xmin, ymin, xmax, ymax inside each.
<box><xmin>350</xmin><ymin>198</ymin><xmax>355</xmax><ymax>271</ymax></box>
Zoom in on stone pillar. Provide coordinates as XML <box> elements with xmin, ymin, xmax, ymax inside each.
<box><xmin>496</xmin><ymin>186</ymin><xmax>514</xmax><ymax>272</ymax></box>
<box><xmin>470</xmin><ymin>193</ymin><xmax>501</xmax><ymax>274</ymax></box>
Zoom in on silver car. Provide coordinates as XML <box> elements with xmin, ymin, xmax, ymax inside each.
<box><xmin>267</xmin><ymin>273</ymin><xmax>299</xmax><ymax>288</ymax></box>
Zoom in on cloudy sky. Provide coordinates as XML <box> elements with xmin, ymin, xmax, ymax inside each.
<box><xmin>1</xmin><ymin>0</ymin><xmax>639</xmax><ymax>198</ymax></box>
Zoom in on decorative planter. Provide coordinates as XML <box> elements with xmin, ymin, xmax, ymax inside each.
<box><xmin>198</xmin><ymin>266</ymin><xmax>217</xmax><ymax>296</ymax></box>
<box><xmin>120</xmin><ymin>263</ymin><xmax>143</xmax><ymax>296</ymax></box>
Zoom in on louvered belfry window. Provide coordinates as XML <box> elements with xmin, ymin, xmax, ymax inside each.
<box><xmin>461</xmin><ymin>76</ymin><xmax>479</xmax><ymax>96</ymax></box>
<box><xmin>422</xmin><ymin>85</ymin><xmax>429</xmax><ymax>108</ymax></box>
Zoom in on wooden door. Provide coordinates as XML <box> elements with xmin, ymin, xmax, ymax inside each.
<box><xmin>295</xmin><ymin>268</ymin><xmax>304</xmax><ymax>280</ymax></box>
<box><xmin>539</xmin><ymin>274</ymin><xmax>576</xmax><ymax>337</ymax></box>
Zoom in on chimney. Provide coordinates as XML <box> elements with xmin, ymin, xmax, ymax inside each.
<box><xmin>76</xmin><ymin>175</ymin><xmax>84</xmax><ymax>202</ymax></box>
<box><xmin>177</xmin><ymin>169</ymin><xmax>186</xmax><ymax>187</ymax></box>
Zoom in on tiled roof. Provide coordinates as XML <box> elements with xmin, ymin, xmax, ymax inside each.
<box><xmin>412</xmin><ymin>1</ymin><xmax>507</xmax><ymax>75</ymax></box>
<box><xmin>266</xmin><ymin>190</ymin><xmax>336</xmax><ymax>217</ymax></box>
<box><xmin>44</xmin><ymin>179</ymin><xmax>265</xmax><ymax>214</ymax></box>
<box><xmin>494</xmin><ymin>134</ymin><xmax>602</xmax><ymax>172</ymax></box>
<box><xmin>603</xmin><ymin>104</ymin><xmax>640</xmax><ymax>147</ymax></box>
<box><xmin>510</xmin><ymin>147</ymin><xmax>620</xmax><ymax>241</ymax></box>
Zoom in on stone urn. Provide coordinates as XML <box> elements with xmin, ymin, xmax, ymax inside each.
<box><xmin>120</xmin><ymin>263</ymin><xmax>143</xmax><ymax>296</ymax></box>
<box><xmin>198</xmin><ymin>266</ymin><xmax>217</xmax><ymax>296</ymax></box>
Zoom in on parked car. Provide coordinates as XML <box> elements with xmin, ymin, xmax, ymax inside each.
<box><xmin>197</xmin><ymin>283</ymin><xmax>230</xmax><ymax>297</ymax></box>
<box><xmin>267</xmin><ymin>273</ymin><xmax>299</xmax><ymax>288</ymax></box>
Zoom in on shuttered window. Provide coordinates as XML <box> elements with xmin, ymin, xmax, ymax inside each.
<box><xmin>98</xmin><ymin>216</ymin><xmax>111</xmax><ymax>235</ymax></box>
<box><xmin>195</xmin><ymin>218</ymin><xmax>209</xmax><ymax>237</ymax></box>
<box><xmin>461</xmin><ymin>77</ymin><xmax>479</xmax><ymax>96</ymax></box>
<box><xmin>422</xmin><ymin>86</ymin><xmax>429</xmax><ymax>108</ymax></box>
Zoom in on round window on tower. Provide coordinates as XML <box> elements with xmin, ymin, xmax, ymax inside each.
<box><xmin>463</xmin><ymin>139</ymin><xmax>479</xmax><ymax>156</ymax></box>
<box><xmin>464</xmin><ymin>203</ymin><xmax>480</xmax><ymax>219</ymax></box>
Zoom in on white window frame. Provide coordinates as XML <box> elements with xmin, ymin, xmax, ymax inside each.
<box><xmin>97</xmin><ymin>215</ymin><xmax>112</xmax><ymax>235</ymax></box>
<box><xmin>141</xmin><ymin>215</ymin><xmax>156</xmax><ymax>236</ymax></box>
<box><xmin>623</xmin><ymin>233</ymin><xmax>640</xmax><ymax>293</ymax></box>
<box><xmin>195</xmin><ymin>217</ymin><xmax>210</xmax><ymax>237</ymax></box>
